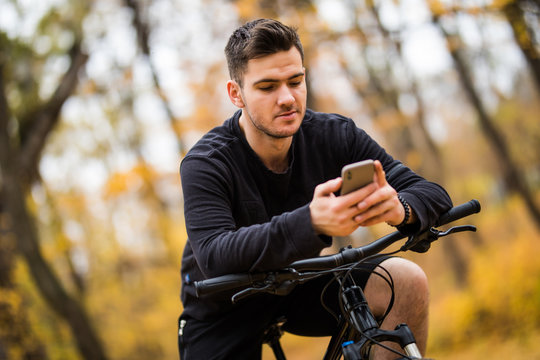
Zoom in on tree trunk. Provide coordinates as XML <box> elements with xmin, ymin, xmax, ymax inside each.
<box><xmin>0</xmin><ymin>218</ymin><xmax>48</xmax><ymax>359</ymax></box>
<box><xmin>1</xmin><ymin>43</ymin><xmax>109</xmax><ymax>360</ymax></box>
<box><xmin>435</xmin><ymin>16</ymin><xmax>540</xmax><ymax>231</ymax></box>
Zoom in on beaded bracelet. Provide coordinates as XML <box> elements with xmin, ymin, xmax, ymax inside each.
<box><xmin>396</xmin><ymin>194</ymin><xmax>410</xmax><ymax>228</ymax></box>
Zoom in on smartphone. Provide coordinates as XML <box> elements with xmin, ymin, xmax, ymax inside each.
<box><xmin>340</xmin><ymin>160</ymin><xmax>375</xmax><ymax>195</ymax></box>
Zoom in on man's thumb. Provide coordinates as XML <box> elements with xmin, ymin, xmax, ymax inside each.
<box><xmin>315</xmin><ymin>177</ymin><xmax>342</xmax><ymax>196</ymax></box>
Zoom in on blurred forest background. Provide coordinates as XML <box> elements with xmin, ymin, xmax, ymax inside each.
<box><xmin>1</xmin><ymin>0</ymin><xmax>539</xmax><ymax>359</ymax></box>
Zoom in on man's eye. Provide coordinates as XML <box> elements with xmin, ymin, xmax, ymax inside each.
<box><xmin>290</xmin><ymin>81</ymin><xmax>302</xmax><ymax>87</ymax></box>
<box><xmin>259</xmin><ymin>86</ymin><xmax>274</xmax><ymax>91</ymax></box>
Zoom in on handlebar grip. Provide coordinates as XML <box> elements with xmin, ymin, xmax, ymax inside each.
<box><xmin>194</xmin><ymin>273</ymin><xmax>265</xmax><ymax>298</ymax></box>
<box><xmin>435</xmin><ymin>199</ymin><xmax>481</xmax><ymax>227</ymax></box>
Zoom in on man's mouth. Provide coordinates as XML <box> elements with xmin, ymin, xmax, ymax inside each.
<box><xmin>276</xmin><ymin>110</ymin><xmax>297</xmax><ymax>119</ymax></box>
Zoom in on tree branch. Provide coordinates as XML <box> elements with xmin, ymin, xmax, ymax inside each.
<box><xmin>17</xmin><ymin>40</ymin><xmax>88</xmax><ymax>185</ymax></box>
<box><xmin>503</xmin><ymin>0</ymin><xmax>540</xmax><ymax>94</ymax></box>
<box><xmin>124</xmin><ymin>0</ymin><xmax>185</xmax><ymax>153</ymax></box>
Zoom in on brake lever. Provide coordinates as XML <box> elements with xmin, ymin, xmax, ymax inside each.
<box><xmin>232</xmin><ymin>284</ymin><xmax>272</xmax><ymax>304</ymax></box>
<box><xmin>231</xmin><ymin>270</ymin><xmax>301</xmax><ymax>304</ymax></box>
<box><xmin>438</xmin><ymin>225</ymin><xmax>476</xmax><ymax>237</ymax></box>
<box><xmin>401</xmin><ymin>225</ymin><xmax>477</xmax><ymax>253</ymax></box>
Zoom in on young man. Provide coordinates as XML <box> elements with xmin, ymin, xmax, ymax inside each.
<box><xmin>178</xmin><ymin>19</ymin><xmax>452</xmax><ymax>359</ymax></box>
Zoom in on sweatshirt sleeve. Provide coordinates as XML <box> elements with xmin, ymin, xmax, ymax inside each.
<box><xmin>345</xmin><ymin>121</ymin><xmax>453</xmax><ymax>233</ymax></box>
<box><xmin>385</xmin><ymin>161</ymin><xmax>453</xmax><ymax>234</ymax></box>
<box><xmin>181</xmin><ymin>155</ymin><xmax>330</xmax><ymax>278</ymax></box>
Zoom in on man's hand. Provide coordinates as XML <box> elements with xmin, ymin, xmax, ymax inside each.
<box><xmin>309</xmin><ymin>176</ymin><xmax>377</xmax><ymax>237</ymax></box>
<box><xmin>309</xmin><ymin>160</ymin><xmax>415</xmax><ymax>237</ymax></box>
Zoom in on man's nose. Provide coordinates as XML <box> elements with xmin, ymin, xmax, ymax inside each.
<box><xmin>276</xmin><ymin>85</ymin><xmax>295</xmax><ymax>106</ymax></box>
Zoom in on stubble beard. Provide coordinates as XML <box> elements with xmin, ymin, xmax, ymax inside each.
<box><xmin>243</xmin><ymin>105</ymin><xmax>302</xmax><ymax>139</ymax></box>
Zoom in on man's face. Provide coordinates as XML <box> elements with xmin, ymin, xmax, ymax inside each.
<box><xmin>230</xmin><ymin>47</ymin><xmax>307</xmax><ymax>139</ymax></box>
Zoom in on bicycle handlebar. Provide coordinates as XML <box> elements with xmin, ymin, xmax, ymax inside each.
<box><xmin>195</xmin><ymin>199</ymin><xmax>481</xmax><ymax>298</ymax></box>
<box><xmin>193</xmin><ymin>273</ymin><xmax>267</xmax><ymax>298</ymax></box>
<box><xmin>435</xmin><ymin>199</ymin><xmax>481</xmax><ymax>227</ymax></box>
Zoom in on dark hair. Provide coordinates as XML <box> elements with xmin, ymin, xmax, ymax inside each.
<box><xmin>224</xmin><ymin>18</ymin><xmax>304</xmax><ymax>87</ymax></box>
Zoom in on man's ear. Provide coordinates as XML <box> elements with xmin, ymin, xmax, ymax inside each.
<box><xmin>227</xmin><ymin>80</ymin><xmax>245</xmax><ymax>108</ymax></box>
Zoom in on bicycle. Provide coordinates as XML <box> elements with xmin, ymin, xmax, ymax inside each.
<box><xmin>194</xmin><ymin>199</ymin><xmax>481</xmax><ymax>359</ymax></box>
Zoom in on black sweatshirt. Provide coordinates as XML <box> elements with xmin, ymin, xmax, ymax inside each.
<box><xmin>180</xmin><ymin>109</ymin><xmax>452</xmax><ymax>320</ymax></box>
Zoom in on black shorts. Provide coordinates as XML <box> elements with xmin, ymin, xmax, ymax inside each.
<box><xmin>178</xmin><ymin>257</ymin><xmax>389</xmax><ymax>360</ymax></box>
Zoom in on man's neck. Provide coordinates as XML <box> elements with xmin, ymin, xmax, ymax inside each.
<box><xmin>261</xmin><ymin>146</ymin><xmax>290</xmax><ymax>173</ymax></box>
<box><xmin>239</xmin><ymin>114</ymin><xmax>292</xmax><ymax>173</ymax></box>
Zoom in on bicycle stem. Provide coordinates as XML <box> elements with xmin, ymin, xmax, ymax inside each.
<box><xmin>339</xmin><ymin>274</ymin><xmax>420</xmax><ymax>360</ymax></box>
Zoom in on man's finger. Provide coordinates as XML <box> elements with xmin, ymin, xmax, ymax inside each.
<box><xmin>314</xmin><ymin>177</ymin><xmax>342</xmax><ymax>197</ymax></box>
<box><xmin>373</xmin><ymin>160</ymin><xmax>386</xmax><ymax>187</ymax></box>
